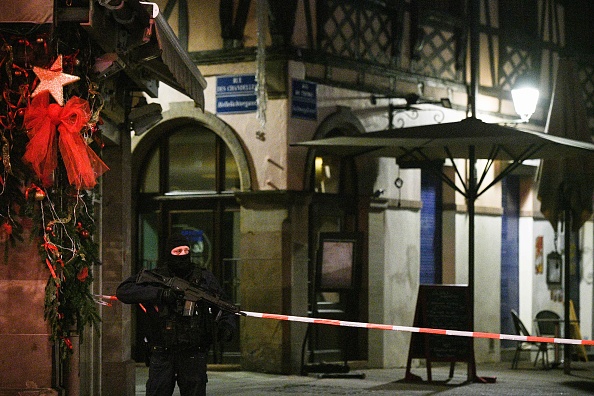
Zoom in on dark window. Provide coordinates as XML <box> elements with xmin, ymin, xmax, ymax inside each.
<box><xmin>140</xmin><ymin>125</ymin><xmax>240</xmax><ymax>195</ymax></box>
<box><xmin>499</xmin><ymin>0</ymin><xmax>538</xmax><ymax>38</ymax></box>
<box><xmin>317</xmin><ymin>0</ymin><xmax>402</xmax><ymax>65</ymax></box>
<box><xmin>418</xmin><ymin>0</ymin><xmax>464</xmax><ymax>18</ymax></box>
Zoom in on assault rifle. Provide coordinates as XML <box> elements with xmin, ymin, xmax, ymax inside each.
<box><xmin>136</xmin><ymin>269</ymin><xmax>243</xmax><ymax>316</ymax></box>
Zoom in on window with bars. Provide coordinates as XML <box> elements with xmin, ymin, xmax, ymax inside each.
<box><xmin>410</xmin><ymin>0</ymin><xmax>466</xmax><ymax>82</ymax></box>
<box><xmin>497</xmin><ymin>0</ymin><xmax>540</xmax><ymax>90</ymax></box>
<box><xmin>578</xmin><ymin>63</ymin><xmax>594</xmax><ymax>129</ymax></box>
<box><xmin>499</xmin><ymin>0</ymin><xmax>538</xmax><ymax>38</ymax></box>
<box><xmin>417</xmin><ymin>0</ymin><xmax>464</xmax><ymax>18</ymax></box>
<box><xmin>317</xmin><ymin>0</ymin><xmax>402</xmax><ymax>66</ymax></box>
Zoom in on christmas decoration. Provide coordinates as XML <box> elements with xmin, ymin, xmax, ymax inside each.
<box><xmin>31</xmin><ymin>55</ymin><xmax>80</xmax><ymax>106</ymax></box>
<box><xmin>0</xmin><ymin>24</ymin><xmax>109</xmax><ymax>361</ymax></box>
<box><xmin>35</xmin><ymin>190</ymin><xmax>46</xmax><ymax>201</ymax></box>
<box><xmin>255</xmin><ymin>0</ymin><xmax>268</xmax><ymax>141</ymax></box>
<box><xmin>23</xmin><ymin>91</ymin><xmax>109</xmax><ymax>189</ymax></box>
<box><xmin>38</xmin><ymin>187</ymin><xmax>102</xmax><ymax>361</ymax></box>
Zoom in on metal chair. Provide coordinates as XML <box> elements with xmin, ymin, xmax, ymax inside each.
<box><xmin>534</xmin><ymin>310</ymin><xmax>561</xmax><ymax>366</ymax></box>
<box><xmin>510</xmin><ymin>309</ymin><xmax>549</xmax><ymax>369</ymax></box>
<box><xmin>535</xmin><ymin>310</ymin><xmax>561</xmax><ymax>337</ymax></box>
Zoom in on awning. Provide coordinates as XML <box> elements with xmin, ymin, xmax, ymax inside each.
<box><xmin>143</xmin><ymin>12</ymin><xmax>207</xmax><ymax>109</ymax></box>
<box><xmin>83</xmin><ymin>0</ymin><xmax>206</xmax><ymax>109</ymax></box>
<box><xmin>293</xmin><ymin>117</ymin><xmax>594</xmax><ymax>202</ymax></box>
<box><xmin>0</xmin><ymin>0</ymin><xmax>53</xmax><ymax>24</ymax></box>
<box><xmin>294</xmin><ymin>117</ymin><xmax>594</xmax><ymax>163</ymax></box>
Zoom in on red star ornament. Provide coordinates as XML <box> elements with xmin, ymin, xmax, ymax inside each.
<box><xmin>31</xmin><ymin>55</ymin><xmax>80</xmax><ymax>106</ymax></box>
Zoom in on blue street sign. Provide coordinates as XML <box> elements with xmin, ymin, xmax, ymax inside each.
<box><xmin>216</xmin><ymin>75</ymin><xmax>258</xmax><ymax>114</ymax></box>
<box><xmin>291</xmin><ymin>79</ymin><xmax>317</xmax><ymax>120</ymax></box>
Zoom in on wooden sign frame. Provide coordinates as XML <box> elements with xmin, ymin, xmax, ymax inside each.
<box><xmin>405</xmin><ymin>284</ymin><xmax>475</xmax><ymax>382</ymax></box>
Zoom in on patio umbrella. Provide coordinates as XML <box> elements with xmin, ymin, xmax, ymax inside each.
<box><xmin>292</xmin><ymin>114</ymin><xmax>594</xmax><ymax>378</ymax></box>
<box><xmin>536</xmin><ymin>58</ymin><xmax>594</xmax><ymax>373</ymax></box>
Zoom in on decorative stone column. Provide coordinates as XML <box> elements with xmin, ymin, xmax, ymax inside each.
<box><xmin>367</xmin><ymin>198</ymin><xmax>421</xmax><ymax>368</ymax></box>
<box><xmin>99</xmin><ymin>125</ymin><xmax>136</xmax><ymax>395</ymax></box>
<box><xmin>236</xmin><ymin>191</ymin><xmax>310</xmax><ymax>374</ymax></box>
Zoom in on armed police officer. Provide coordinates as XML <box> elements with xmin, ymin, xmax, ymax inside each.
<box><xmin>116</xmin><ymin>232</ymin><xmax>237</xmax><ymax>396</ymax></box>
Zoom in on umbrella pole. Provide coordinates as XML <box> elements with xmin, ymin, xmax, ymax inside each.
<box><xmin>563</xmin><ymin>207</ymin><xmax>571</xmax><ymax>374</ymax></box>
<box><xmin>468</xmin><ymin>145</ymin><xmax>477</xmax><ymax>381</ymax></box>
<box><xmin>468</xmin><ymin>0</ymin><xmax>479</xmax><ymax>380</ymax></box>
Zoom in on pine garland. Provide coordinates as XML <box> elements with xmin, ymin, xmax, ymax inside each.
<box><xmin>1</xmin><ymin>24</ymin><xmax>107</xmax><ymax>360</ymax></box>
<box><xmin>36</xmin><ymin>186</ymin><xmax>102</xmax><ymax>360</ymax></box>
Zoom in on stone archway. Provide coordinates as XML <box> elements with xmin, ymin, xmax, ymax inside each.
<box><xmin>131</xmin><ymin>101</ymin><xmax>253</xmax><ymax>192</ymax></box>
<box><xmin>302</xmin><ymin>106</ymin><xmax>372</xmax><ymax>364</ymax></box>
<box><xmin>304</xmin><ymin>106</ymin><xmax>366</xmax><ymax>191</ymax></box>
<box><xmin>128</xmin><ymin>102</ymin><xmax>252</xmax><ymax>365</ymax></box>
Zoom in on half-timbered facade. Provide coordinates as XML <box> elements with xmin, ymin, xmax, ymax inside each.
<box><xmin>126</xmin><ymin>0</ymin><xmax>593</xmax><ymax>378</ymax></box>
<box><xmin>2</xmin><ymin>1</ymin><xmax>592</xmax><ymax>394</ymax></box>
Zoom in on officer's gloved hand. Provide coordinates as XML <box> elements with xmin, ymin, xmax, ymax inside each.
<box><xmin>217</xmin><ymin>322</ymin><xmax>234</xmax><ymax>342</ymax></box>
<box><xmin>160</xmin><ymin>288</ymin><xmax>182</xmax><ymax>305</ymax></box>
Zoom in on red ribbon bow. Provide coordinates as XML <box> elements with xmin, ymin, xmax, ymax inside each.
<box><xmin>23</xmin><ymin>91</ymin><xmax>108</xmax><ymax>189</ymax></box>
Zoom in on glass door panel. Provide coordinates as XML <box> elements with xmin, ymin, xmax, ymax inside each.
<box><xmin>170</xmin><ymin>210</ymin><xmax>215</xmax><ymax>272</ymax></box>
<box><xmin>139</xmin><ymin>211</ymin><xmax>159</xmax><ymax>270</ymax></box>
<box><xmin>136</xmin><ymin>121</ymin><xmax>243</xmax><ymax>365</ymax></box>
<box><xmin>168</xmin><ymin>127</ymin><xmax>217</xmax><ymax>193</ymax></box>
<box><xmin>221</xmin><ymin>210</ymin><xmax>241</xmax><ymax>305</ymax></box>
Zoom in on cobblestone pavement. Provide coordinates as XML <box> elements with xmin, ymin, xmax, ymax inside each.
<box><xmin>136</xmin><ymin>360</ymin><xmax>594</xmax><ymax>395</ymax></box>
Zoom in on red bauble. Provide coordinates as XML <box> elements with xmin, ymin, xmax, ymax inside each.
<box><xmin>35</xmin><ymin>190</ymin><xmax>46</xmax><ymax>201</ymax></box>
<box><xmin>77</xmin><ymin>267</ymin><xmax>89</xmax><ymax>282</ymax></box>
<box><xmin>80</xmin><ymin>230</ymin><xmax>90</xmax><ymax>239</ymax></box>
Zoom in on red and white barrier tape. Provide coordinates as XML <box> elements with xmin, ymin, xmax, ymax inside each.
<box><xmin>98</xmin><ymin>296</ymin><xmax>593</xmax><ymax>347</ymax></box>
<box><xmin>241</xmin><ymin>311</ymin><xmax>594</xmax><ymax>347</ymax></box>
<box><xmin>94</xmin><ymin>294</ymin><xmax>118</xmax><ymax>306</ymax></box>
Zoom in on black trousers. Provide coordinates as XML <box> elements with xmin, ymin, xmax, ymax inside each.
<box><xmin>147</xmin><ymin>347</ymin><xmax>208</xmax><ymax>396</ymax></box>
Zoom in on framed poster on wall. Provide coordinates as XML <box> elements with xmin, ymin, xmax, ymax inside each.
<box><xmin>546</xmin><ymin>251</ymin><xmax>562</xmax><ymax>285</ymax></box>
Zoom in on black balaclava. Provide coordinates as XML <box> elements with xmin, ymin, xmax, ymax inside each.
<box><xmin>165</xmin><ymin>233</ymin><xmax>193</xmax><ymax>277</ymax></box>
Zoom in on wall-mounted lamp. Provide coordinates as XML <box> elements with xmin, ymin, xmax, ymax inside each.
<box><xmin>511</xmin><ymin>74</ymin><xmax>540</xmax><ymax>122</ymax></box>
<box><xmin>129</xmin><ymin>101</ymin><xmax>163</xmax><ymax>136</ymax></box>
<box><xmin>370</xmin><ymin>92</ymin><xmax>452</xmax><ymax>128</ymax></box>
<box><xmin>370</xmin><ymin>93</ymin><xmax>452</xmax><ymax>109</ymax></box>
<box><xmin>372</xmin><ymin>189</ymin><xmax>384</xmax><ymax>198</ymax></box>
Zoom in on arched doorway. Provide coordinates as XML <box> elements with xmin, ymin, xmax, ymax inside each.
<box><xmin>131</xmin><ymin>106</ymin><xmax>251</xmax><ymax>364</ymax></box>
<box><xmin>303</xmin><ymin>108</ymin><xmax>370</xmax><ymax>367</ymax></box>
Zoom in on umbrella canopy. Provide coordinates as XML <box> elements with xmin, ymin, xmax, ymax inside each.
<box><xmin>537</xmin><ymin>58</ymin><xmax>594</xmax><ymax>231</ymax></box>
<box><xmin>294</xmin><ymin>116</ymin><xmax>594</xmax><ymax>199</ymax></box>
<box><xmin>295</xmin><ymin>116</ymin><xmax>594</xmax><ymax>161</ymax></box>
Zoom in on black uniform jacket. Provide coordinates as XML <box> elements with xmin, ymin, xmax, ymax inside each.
<box><xmin>116</xmin><ymin>266</ymin><xmax>237</xmax><ymax>350</ymax></box>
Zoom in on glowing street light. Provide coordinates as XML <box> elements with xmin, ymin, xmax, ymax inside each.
<box><xmin>511</xmin><ymin>75</ymin><xmax>540</xmax><ymax>122</ymax></box>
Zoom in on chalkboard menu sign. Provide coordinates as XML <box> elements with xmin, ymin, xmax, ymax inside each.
<box><xmin>405</xmin><ymin>285</ymin><xmax>475</xmax><ymax>382</ymax></box>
